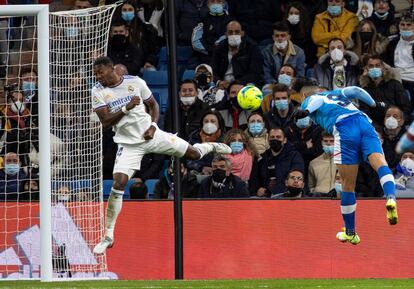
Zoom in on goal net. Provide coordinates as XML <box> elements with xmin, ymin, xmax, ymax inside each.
<box><xmin>0</xmin><ymin>4</ymin><xmax>118</xmax><ymax>280</ymax></box>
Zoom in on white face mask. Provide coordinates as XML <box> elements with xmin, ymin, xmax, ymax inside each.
<box><xmin>10</xmin><ymin>101</ymin><xmax>25</xmax><ymax>114</ymax></box>
<box><xmin>287</xmin><ymin>14</ymin><xmax>300</xmax><ymax>25</ymax></box>
<box><xmin>385</xmin><ymin>116</ymin><xmax>399</xmax><ymax>130</ymax></box>
<box><xmin>228</xmin><ymin>35</ymin><xmax>242</xmax><ymax>47</ymax></box>
<box><xmin>180</xmin><ymin>96</ymin><xmax>196</xmax><ymax>106</ymax></box>
<box><xmin>275</xmin><ymin>40</ymin><xmax>288</xmax><ymax>50</ymax></box>
<box><xmin>203</xmin><ymin>122</ymin><xmax>218</xmax><ymax>135</ymax></box>
<box><xmin>330</xmin><ymin>48</ymin><xmax>344</xmax><ymax>62</ymax></box>
<box><xmin>401</xmin><ymin>158</ymin><xmax>414</xmax><ymax>176</ymax></box>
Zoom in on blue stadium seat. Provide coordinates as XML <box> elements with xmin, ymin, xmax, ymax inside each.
<box><xmin>152</xmin><ymin>90</ymin><xmax>169</xmax><ymax>114</ymax></box>
<box><xmin>142</xmin><ymin>70</ymin><xmax>168</xmax><ymax>86</ymax></box>
<box><xmin>102</xmin><ymin>179</ymin><xmax>134</xmax><ymax>199</ymax></box>
<box><xmin>157</xmin><ymin>46</ymin><xmax>193</xmax><ymax>71</ymax></box>
<box><xmin>145</xmin><ymin>179</ymin><xmax>158</xmax><ymax>199</ymax></box>
<box><xmin>182</xmin><ymin>69</ymin><xmax>195</xmax><ymax>80</ymax></box>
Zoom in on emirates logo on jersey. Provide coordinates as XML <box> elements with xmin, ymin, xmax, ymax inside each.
<box><xmin>128</xmin><ymin>85</ymin><xmax>135</xmax><ymax>93</ymax></box>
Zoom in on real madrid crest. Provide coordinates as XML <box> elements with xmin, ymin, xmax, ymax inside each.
<box><xmin>128</xmin><ymin>85</ymin><xmax>135</xmax><ymax>93</ymax></box>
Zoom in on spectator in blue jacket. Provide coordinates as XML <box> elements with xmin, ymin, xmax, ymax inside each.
<box><xmin>254</xmin><ymin>127</ymin><xmax>305</xmax><ymax>198</ymax></box>
<box><xmin>262</xmin><ymin>21</ymin><xmax>306</xmax><ymax>84</ymax></box>
<box><xmin>0</xmin><ymin>152</ymin><xmax>28</xmax><ymax>200</ymax></box>
<box><xmin>211</xmin><ymin>20</ymin><xmax>264</xmax><ymax>89</ymax></box>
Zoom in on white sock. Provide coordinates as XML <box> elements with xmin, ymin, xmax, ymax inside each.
<box><xmin>193</xmin><ymin>143</ymin><xmax>213</xmax><ymax>159</ymax></box>
<box><xmin>105</xmin><ymin>189</ymin><xmax>123</xmax><ymax>240</ymax></box>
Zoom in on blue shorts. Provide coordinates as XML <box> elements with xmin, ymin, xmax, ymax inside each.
<box><xmin>332</xmin><ymin>114</ymin><xmax>383</xmax><ymax>165</ymax></box>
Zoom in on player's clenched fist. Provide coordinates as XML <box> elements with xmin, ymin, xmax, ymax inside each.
<box><xmin>125</xmin><ymin>96</ymin><xmax>140</xmax><ymax>111</ymax></box>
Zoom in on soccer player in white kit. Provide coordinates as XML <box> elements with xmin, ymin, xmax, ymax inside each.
<box><xmin>92</xmin><ymin>57</ymin><xmax>231</xmax><ymax>254</ymax></box>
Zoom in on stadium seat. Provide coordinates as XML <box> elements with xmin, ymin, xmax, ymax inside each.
<box><xmin>145</xmin><ymin>179</ymin><xmax>158</xmax><ymax>199</ymax></box>
<box><xmin>102</xmin><ymin>179</ymin><xmax>135</xmax><ymax>199</ymax></box>
<box><xmin>142</xmin><ymin>70</ymin><xmax>168</xmax><ymax>86</ymax></box>
<box><xmin>182</xmin><ymin>69</ymin><xmax>195</xmax><ymax>80</ymax></box>
<box><xmin>152</xmin><ymin>90</ymin><xmax>169</xmax><ymax>114</ymax></box>
<box><xmin>157</xmin><ymin>46</ymin><xmax>193</xmax><ymax>71</ymax></box>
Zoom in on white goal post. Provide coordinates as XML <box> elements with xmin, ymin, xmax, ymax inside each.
<box><xmin>0</xmin><ymin>4</ymin><xmax>118</xmax><ymax>282</ymax></box>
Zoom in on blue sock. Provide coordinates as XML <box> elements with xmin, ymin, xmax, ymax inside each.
<box><xmin>341</xmin><ymin>191</ymin><xmax>356</xmax><ymax>234</ymax></box>
<box><xmin>377</xmin><ymin>166</ymin><xmax>396</xmax><ymax>200</ymax></box>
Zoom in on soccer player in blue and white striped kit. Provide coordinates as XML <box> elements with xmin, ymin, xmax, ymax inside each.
<box><xmin>295</xmin><ymin>86</ymin><xmax>398</xmax><ymax>245</ymax></box>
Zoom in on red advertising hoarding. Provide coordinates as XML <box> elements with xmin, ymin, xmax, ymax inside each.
<box><xmin>1</xmin><ymin>200</ymin><xmax>413</xmax><ymax>280</ymax></box>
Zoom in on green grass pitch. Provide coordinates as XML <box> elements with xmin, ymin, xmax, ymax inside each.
<box><xmin>1</xmin><ymin>279</ymin><xmax>414</xmax><ymax>289</ymax></box>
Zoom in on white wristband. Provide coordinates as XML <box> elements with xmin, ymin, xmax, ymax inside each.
<box><xmin>121</xmin><ymin>106</ymin><xmax>129</xmax><ymax>115</ymax></box>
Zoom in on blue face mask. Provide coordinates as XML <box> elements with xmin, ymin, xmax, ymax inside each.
<box><xmin>374</xmin><ymin>11</ymin><xmax>389</xmax><ymax>19</ymax></box>
<box><xmin>278</xmin><ymin>74</ymin><xmax>292</xmax><ymax>86</ymax></box>
<box><xmin>22</xmin><ymin>81</ymin><xmax>36</xmax><ymax>92</ymax></box>
<box><xmin>230</xmin><ymin>141</ymin><xmax>244</xmax><ymax>154</ymax></box>
<box><xmin>5</xmin><ymin>163</ymin><xmax>19</xmax><ymax>176</ymax></box>
<box><xmin>334</xmin><ymin>182</ymin><xmax>342</xmax><ymax>194</ymax></box>
<box><xmin>65</xmin><ymin>26</ymin><xmax>79</xmax><ymax>38</ymax></box>
<box><xmin>275</xmin><ymin>99</ymin><xmax>289</xmax><ymax>111</ymax></box>
<box><xmin>296</xmin><ymin>116</ymin><xmax>311</xmax><ymax>128</ymax></box>
<box><xmin>323</xmin><ymin>145</ymin><xmax>335</xmax><ymax>155</ymax></box>
<box><xmin>368</xmin><ymin>67</ymin><xmax>382</xmax><ymax>79</ymax></box>
<box><xmin>121</xmin><ymin>11</ymin><xmax>135</xmax><ymax>22</ymax></box>
<box><xmin>400</xmin><ymin>30</ymin><xmax>414</xmax><ymax>39</ymax></box>
<box><xmin>209</xmin><ymin>3</ymin><xmax>224</xmax><ymax>15</ymax></box>
<box><xmin>327</xmin><ymin>5</ymin><xmax>342</xmax><ymax>16</ymax></box>
<box><xmin>249</xmin><ymin>122</ymin><xmax>264</xmax><ymax>135</ymax></box>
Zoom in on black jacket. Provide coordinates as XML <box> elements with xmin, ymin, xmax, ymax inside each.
<box><xmin>255</xmin><ymin>142</ymin><xmax>305</xmax><ymax>197</ymax></box>
<box><xmin>153</xmin><ymin>172</ymin><xmax>199</xmax><ymax>199</ymax></box>
<box><xmin>383</xmin><ymin>127</ymin><xmax>406</xmax><ymax>170</ymax></box>
<box><xmin>355</xmin><ymin>162</ymin><xmax>384</xmax><ymax>198</ymax></box>
<box><xmin>107</xmin><ymin>42</ymin><xmax>144</xmax><ymax>76</ymax></box>
<box><xmin>211</xmin><ymin>37</ymin><xmax>264</xmax><ymax>87</ymax></box>
<box><xmin>367</xmin><ymin>13</ymin><xmax>398</xmax><ymax>39</ymax></box>
<box><xmin>263</xmin><ymin>102</ymin><xmax>296</xmax><ymax>130</ymax></box>
<box><xmin>198</xmin><ymin>174</ymin><xmax>249</xmax><ymax>198</ymax></box>
<box><xmin>176</xmin><ymin>0</ymin><xmax>209</xmax><ymax>45</ymax></box>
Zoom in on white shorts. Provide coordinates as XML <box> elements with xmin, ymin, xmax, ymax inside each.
<box><xmin>113</xmin><ymin>125</ymin><xmax>189</xmax><ymax>178</ymax></box>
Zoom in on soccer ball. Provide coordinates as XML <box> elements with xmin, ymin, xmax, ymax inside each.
<box><xmin>237</xmin><ymin>85</ymin><xmax>263</xmax><ymax>111</ymax></box>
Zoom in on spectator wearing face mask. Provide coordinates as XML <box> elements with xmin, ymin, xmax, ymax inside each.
<box><xmin>194</xmin><ymin>64</ymin><xmax>225</xmax><ymax>106</ymax></box>
<box><xmin>164</xmin><ymin>79</ymin><xmax>209</xmax><ymax>140</ymax></box>
<box><xmin>0</xmin><ymin>152</ymin><xmax>28</xmax><ymax>200</ymax></box>
<box><xmin>359</xmin><ymin>55</ymin><xmax>410</xmax><ymax>126</ymax></box>
<box><xmin>271</xmin><ymin>169</ymin><xmax>306</xmax><ymax>199</ymax></box>
<box><xmin>198</xmin><ymin>154</ymin><xmax>249</xmax><ymax>198</ymax></box>
<box><xmin>191</xmin><ymin>0</ymin><xmax>229</xmax><ymax>65</ymax></box>
<box><xmin>222</xmin><ymin>128</ymin><xmax>258</xmax><ymax>183</ymax></box>
<box><xmin>307</xmin><ymin>132</ymin><xmax>337</xmax><ymax>196</ymax></box>
<box><xmin>176</xmin><ymin>0</ymin><xmax>209</xmax><ymax>46</ymax></box>
<box><xmin>285</xmin><ymin>111</ymin><xmax>323</xmax><ymax>172</ymax></box>
<box><xmin>262</xmin><ymin>21</ymin><xmax>306</xmax><ymax>85</ymax></box>
<box><xmin>311</xmin><ymin>0</ymin><xmax>359</xmax><ymax>58</ymax></box>
<box><xmin>254</xmin><ymin>127</ymin><xmax>304</xmax><ymax>198</ymax></box>
<box><xmin>245</xmin><ymin>111</ymin><xmax>269</xmax><ymax>155</ymax></box>
<box><xmin>216</xmin><ymin>80</ymin><xmax>250</xmax><ymax>131</ymax></box>
<box><xmin>187</xmin><ymin>110</ymin><xmax>226</xmax><ymax>174</ymax></box>
<box><xmin>117</xmin><ymin>1</ymin><xmax>159</xmax><ymax>71</ymax></box>
<box><xmin>20</xmin><ymin>67</ymin><xmax>38</xmax><ymax>118</ymax></box>
<box><xmin>211</xmin><ymin>20</ymin><xmax>264</xmax><ymax>90</ymax></box>
<box><xmin>107</xmin><ymin>20</ymin><xmax>145</xmax><ymax>76</ymax></box>
<box><xmin>394</xmin><ymin>150</ymin><xmax>414</xmax><ymax>197</ymax></box>
<box><xmin>263</xmin><ymin>84</ymin><xmax>296</xmax><ymax>131</ymax></box>
<box><xmin>382</xmin><ymin>106</ymin><xmax>406</xmax><ymax>169</ymax></box>
<box><xmin>313</xmin><ymin>38</ymin><xmax>360</xmax><ymax>90</ymax></box>
<box><xmin>367</xmin><ymin>0</ymin><xmax>398</xmax><ymax>40</ymax></box>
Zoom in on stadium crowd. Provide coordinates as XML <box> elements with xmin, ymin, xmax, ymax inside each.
<box><xmin>1</xmin><ymin>0</ymin><xmax>414</xmax><ymax>200</ymax></box>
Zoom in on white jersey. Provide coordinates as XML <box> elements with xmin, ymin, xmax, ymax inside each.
<box><xmin>92</xmin><ymin>75</ymin><xmax>153</xmax><ymax>144</ymax></box>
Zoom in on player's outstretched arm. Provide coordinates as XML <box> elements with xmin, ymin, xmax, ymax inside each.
<box><xmin>342</xmin><ymin>86</ymin><xmax>376</xmax><ymax>107</ymax></box>
<box><xmin>95</xmin><ymin>96</ymin><xmax>140</xmax><ymax>128</ymax></box>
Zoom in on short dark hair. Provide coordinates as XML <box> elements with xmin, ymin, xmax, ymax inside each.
<box><xmin>227</xmin><ymin>80</ymin><xmax>245</xmax><ymax>94</ymax></box>
<box><xmin>286</xmin><ymin>169</ymin><xmax>304</xmax><ymax>179</ymax></box>
<box><xmin>328</xmin><ymin>37</ymin><xmax>345</xmax><ymax>47</ymax></box>
<box><xmin>20</xmin><ymin>67</ymin><xmax>37</xmax><ymax>77</ymax></box>
<box><xmin>268</xmin><ymin>126</ymin><xmax>286</xmax><ymax>137</ymax></box>
<box><xmin>321</xmin><ymin>131</ymin><xmax>333</xmax><ymax>139</ymax></box>
<box><xmin>212</xmin><ymin>154</ymin><xmax>231</xmax><ymax>168</ymax></box>
<box><xmin>272</xmin><ymin>83</ymin><xmax>290</xmax><ymax>96</ymax></box>
<box><xmin>129</xmin><ymin>181</ymin><xmax>148</xmax><ymax>199</ymax></box>
<box><xmin>180</xmin><ymin>79</ymin><xmax>198</xmax><ymax>90</ymax></box>
<box><xmin>400</xmin><ymin>12</ymin><xmax>414</xmax><ymax>23</ymax></box>
<box><xmin>93</xmin><ymin>56</ymin><xmax>113</xmax><ymax>67</ymax></box>
<box><xmin>272</xmin><ymin>21</ymin><xmax>290</xmax><ymax>34</ymax></box>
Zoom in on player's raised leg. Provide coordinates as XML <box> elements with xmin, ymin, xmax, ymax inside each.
<box><xmin>368</xmin><ymin>153</ymin><xmax>398</xmax><ymax>225</ymax></box>
<box><xmin>94</xmin><ymin>172</ymin><xmax>128</xmax><ymax>254</ymax></box>
<box><xmin>335</xmin><ymin>164</ymin><xmax>360</xmax><ymax>245</ymax></box>
<box><xmin>184</xmin><ymin>142</ymin><xmax>232</xmax><ymax>160</ymax></box>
